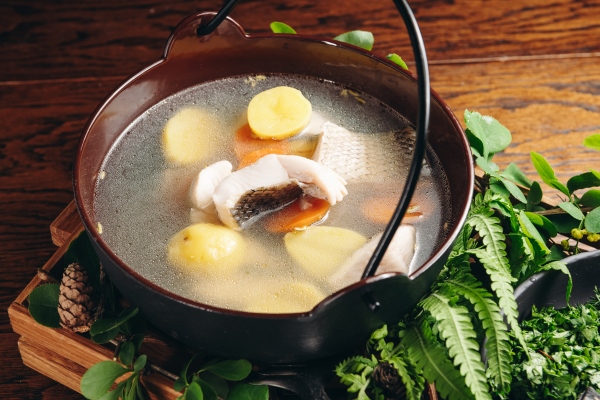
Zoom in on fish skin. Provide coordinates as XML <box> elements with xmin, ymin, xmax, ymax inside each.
<box><xmin>312</xmin><ymin>121</ymin><xmax>416</xmax><ymax>182</ymax></box>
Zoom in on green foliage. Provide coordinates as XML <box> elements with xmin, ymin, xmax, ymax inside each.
<box><xmin>421</xmin><ymin>293</ymin><xmax>490</xmax><ymax>399</ymax></box>
<box><xmin>402</xmin><ymin>320</ymin><xmax>474</xmax><ymax>400</ymax></box>
<box><xmin>386</xmin><ymin>53</ymin><xmax>408</xmax><ymax>69</ymax></box>
<box><xmin>508</xmin><ymin>298</ymin><xmax>600</xmax><ymax>399</ymax></box>
<box><xmin>337</xmin><ymin>111</ymin><xmax>596</xmax><ymax>400</ymax></box>
<box><xmin>270</xmin><ymin>22</ymin><xmax>408</xmax><ymax>70</ymax></box>
<box><xmin>333</xmin><ymin>30</ymin><xmax>375</xmax><ymax>50</ymax></box>
<box><xmin>269</xmin><ymin>21</ymin><xmax>296</xmax><ymax>34</ymax></box>
<box><xmin>28</xmin><ymin>283</ymin><xmax>61</xmax><ymax>328</ymax></box>
<box><xmin>175</xmin><ymin>356</ymin><xmax>265</xmax><ymax>400</ymax></box>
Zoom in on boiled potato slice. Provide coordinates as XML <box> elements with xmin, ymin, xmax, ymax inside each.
<box><xmin>247</xmin><ymin>86</ymin><xmax>312</xmax><ymax>140</ymax></box>
<box><xmin>162</xmin><ymin>107</ymin><xmax>220</xmax><ymax>164</ymax></box>
<box><xmin>284</xmin><ymin>226</ymin><xmax>367</xmax><ymax>279</ymax></box>
<box><xmin>245</xmin><ymin>281</ymin><xmax>326</xmax><ymax>314</ymax></box>
<box><xmin>167</xmin><ymin>223</ymin><xmax>245</xmax><ymax>276</ymax></box>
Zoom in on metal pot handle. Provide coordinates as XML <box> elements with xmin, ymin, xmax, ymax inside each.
<box><xmin>197</xmin><ymin>0</ymin><xmax>430</xmax><ymax>279</ymax></box>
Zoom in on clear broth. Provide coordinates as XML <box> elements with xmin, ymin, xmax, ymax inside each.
<box><xmin>94</xmin><ymin>74</ymin><xmax>452</xmax><ymax>313</ymax></box>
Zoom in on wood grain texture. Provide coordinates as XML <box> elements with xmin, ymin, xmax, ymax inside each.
<box><xmin>2</xmin><ymin>0</ymin><xmax>600</xmax><ymax>398</ymax></box>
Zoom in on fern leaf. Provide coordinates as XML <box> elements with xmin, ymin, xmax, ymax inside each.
<box><xmin>388</xmin><ymin>354</ymin><xmax>425</xmax><ymax>400</ymax></box>
<box><xmin>466</xmin><ymin>208</ymin><xmax>509</xmax><ymax>268</ymax></box>
<box><xmin>469</xmin><ymin>248</ymin><xmax>528</xmax><ymax>358</ymax></box>
<box><xmin>402</xmin><ymin>320</ymin><xmax>474</xmax><ymax>400</ymax></box>
<box><xmin>335</xmin><ymin>356</ymin><xmax>376</xmax><ymax>394</ymax></box>
<box><xmin>421</xmin><ymin>293</ymin><xmax>491</xmax><ymax>400</ymax></box>
<box><xmin>443</xmin><ymin>277</ymin><xmax>513</xmax><ymax>392</ymax></box>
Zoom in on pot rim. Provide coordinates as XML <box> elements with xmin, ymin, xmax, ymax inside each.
<box><xmin>73</xmin><ymin>12</ymin><xmax>474</xmax><ymax>320</ymax></box>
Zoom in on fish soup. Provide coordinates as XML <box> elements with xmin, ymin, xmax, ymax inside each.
<box><xmin>94</xmin><ymin>74</ymin><xmax>452</xmax><ymax>313</ymax></box>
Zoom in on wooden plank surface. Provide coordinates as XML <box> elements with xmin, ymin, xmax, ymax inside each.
<box><xmin>2</xmin><ymin>0</ymin><xmax>600</xmax><ymax>398</ymax></box>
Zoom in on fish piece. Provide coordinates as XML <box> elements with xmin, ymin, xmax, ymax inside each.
<box><xmin>189</xmin><ymin>160</ymin><xmax>233</xmax><ymax>212</ymax></box>
<box><xmin>312</xmin><ymin>121</ymin><xmax>417</xmax><ymax>182</ymax></box>
<box><xmin>276</xmin><ymin>154</ymin><xmax>348</xmax><ymax>205</ymax></box>
<box><xmin>212</xmin><ymin>154</ymin><xmax>347</xmax><ymax>230</ymax></box>
<box><xmin>327</xmin><ymin>224</ymin><xmax>416</xmax><ymax>291</ymax></box>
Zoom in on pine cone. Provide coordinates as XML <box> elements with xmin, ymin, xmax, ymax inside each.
<box><xmin>371</xmin><ymin>362</ymin><xmax>406</xmax><ymax>399</ymax></box>
<box><xmin>58</xmin><ymin>262</ymin><xmax>96</xmax><ymax>332</ymax></box>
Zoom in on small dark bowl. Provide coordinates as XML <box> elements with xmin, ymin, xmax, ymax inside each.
<box><xmin>73</xmin><ymin>13</ymin><xmax>474</xmax><ymax>363</ymax></box>
<box><xmin>515</xmin><ymin>250</ymin><xmax>600</xmax><ymax>319</ymax></box>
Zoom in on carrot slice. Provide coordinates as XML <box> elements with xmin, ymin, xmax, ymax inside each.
<box><xmin>361</xmin><ymin>196</ymin><xmax>421</xmax><ymax>225</ymax></box>
<box><xmin>264</xmin><ymin>197</ymin><xmax>330</xmax><ymax>233</ymax></box>
<box><xmin>234</xmin><ymin>124</ymin><xmax>289</xmax><ymax>161</ymax></box>
<box><xmin>237</xmin><ymin>147</ymin><xmax>287</xmax><ymax>169</ymax></box>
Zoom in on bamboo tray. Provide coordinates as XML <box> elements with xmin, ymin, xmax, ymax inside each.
<box><xmin>9</xmin><ymin>181</ymin><xmax>598</xmax><ymax>398</ymax></box>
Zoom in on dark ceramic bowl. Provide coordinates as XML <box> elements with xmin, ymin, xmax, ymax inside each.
<box><xmin>515</xmin><ymin>250</ymin><xmax>600</xmax><ymax>319</ymax></box>
<box><xmin>73</xmin><ymin>12</ymin><xmax>474</xmax><ymax>363</ymax></box>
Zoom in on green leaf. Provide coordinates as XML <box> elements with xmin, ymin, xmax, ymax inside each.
<box><xmin>421</xmin><ymin>293</ymin><xmax>491</xmax><ymax>399</ymax></box>
<box><xmin>335</xmin><ymin>356</ymin><xmax>377</xmax><ymax>396</ymax></box>
<box><xmin>524</xmin><ymin>211</ymin><xmax>557</xmax><ymax>237</ymax></box>
<box><xmin>527</xmin><ymin>181</ymin><xmax>543</xmax><ymax>205</ymax></box>
<box><xmin>227</xmin><ymin>383</ymin><xmax>269</xmax><ymax>400</ymax></box>
<box><xmin>81</xmin><ymin>361</ymin><xmax>129</xmax><ymax>399</ymax></box>
<box><xmin>28</xmin><ymin>283</ymin><xmax>61</xmax><ymax>328</ymax></box>
<box><xmin>202</xmin><ymin>359</ymin><xmax>252</xmax><ymax>381</ymax></box>
<box><xmin>91</xmin><ymin>327</ymin><xmax>120</xmax><ymax>344</ymax></box>
<box><xmin>585</xmin><ymin>206</ymin><xmax>600</xmax><ymax>233</ymax></box>
<box><xmin>500</xmin><ymin>177</ymin><xmax>527</xmax><ymax>203</ymax></box>
<box><xmin>333</xmin><ymin>30</ymin><xmax>374</xmax><ymax>50</ymax></box>
<box><xmin>197</xmin><ymin>372</ymin><xmax>228</xmax><ymax>399</ymax></box>
<box><xmin>98</xmin><ymin>381</ymin><xmax>127</xmax><ymax>400</ymax></box>
<box><xmin>567</xmin><ymin>172</ymin><xmax>600</xmax><ymax>193</ymax></box>
<box><xmin>183</xmin><ymin>382</ymin><xmax>203</xmax><ymax>400</ymax></box>
<box><xmin>518</xmin><ymin>210</ymin><xmax>551</xmax><ymax>252</ymax></box>
<box><xmin>133</xmin><ymin>355</ymin><xmax>147</xmax><ymax>373</ymax></box>
<box><xmin>476</xmin><ymin>156</ymin><xmax>499</xmax><ymax>176</ymax></box>
<box><xmin>193</xmin><ymin>377</ymin><xmax>217</xmax><ymax>400</ymax></box>
<box><xmin>501</xmin><ymin>163</ymin><xmax>532</xmax><ymax>188</ymax></box>
<box><xmin>402</xmin><ymin>320</ymin><xmax>473</xmax><ymax>400</ymax></box>
<box><xmin>91</xmin><ymin>307</ymin><xmax>139</xmax><ymax>337</ymax></box>
<box><xmin>558</xmin><ymin>201</ymin><xmax>584</xmax><ymax>220</ymax></box>
<box><xmin>444</xmin><ymin>277</ymin><xmax>512</xmax><ymax>393</ymax></box>
<box><xmin>119</xmin><ymin>341</ymin><xmax>135</xmax><ymax>367</ymax></box>
<box><xmin>583</xmin><ymin>133</ymin><xmax>600</xmax><ymax>151</ymax></box>
<box><xmin>269</xmin><ymin>21</ymin><xmax>296</xmax><ymax>34</ymax></box>
<box><xmin>465</xmin><ymin>110</ymin><xmax>512</xmax><ymax>156</ymax></box>
<box><xmin>530</xmin><ymin>152</ymin><xmax>570</xmax><ymax>196</ymax></box>
<box><xmin>580</xmin><ymin>189</ymin><xmax>600</xmax><ymax>208</ymax></box>
<box><xmin>592</xmin><ymin>169</ymin><xmax>600</xmax><ymax>180</ymax></box>
<box><xmin>386</xmin><ymin>53</ymin><xmax>408</xmax><ymax>69</ymax></box>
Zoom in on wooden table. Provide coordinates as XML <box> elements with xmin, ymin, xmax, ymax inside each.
<box><xmin>2</xmin><ymin>0</ymin><xmax>600</xmax><ymax>398</ymax></box>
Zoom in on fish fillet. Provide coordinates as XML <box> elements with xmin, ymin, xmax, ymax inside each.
<box><xmin>208</xmin><ymin>154</ymin><xmax>347</xmax><ymax>230</ymax></box>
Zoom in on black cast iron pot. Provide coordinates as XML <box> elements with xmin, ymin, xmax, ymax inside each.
<box><xmin>73</xmin><ymin>2</ymin><xmax>474</xmax><ymax>364</ymax></box>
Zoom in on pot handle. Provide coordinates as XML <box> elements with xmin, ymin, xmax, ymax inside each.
<box><xmin>197</xmin><ymin>0</ymin><xmax>430</xmax><ymax>279</ymax></box>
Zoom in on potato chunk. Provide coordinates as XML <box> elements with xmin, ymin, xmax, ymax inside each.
<box><xmin>247</xmin><ymin>86</ymin><xmax>312</xmax><ymax>140</ymax></box>
<box><xmin>162</xmin><ymin>107</ymin><xmax>221</xmax><ymax>164</ymax></box>
<box><xmin>167</xmin><ymin>223</ymin><xmax>245</xmax><ymax>275</ymax></box>
<box><xmin>284</xmin><ymin>226</ymin><xmax>367</xmax><ymax>279</ymax></box>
